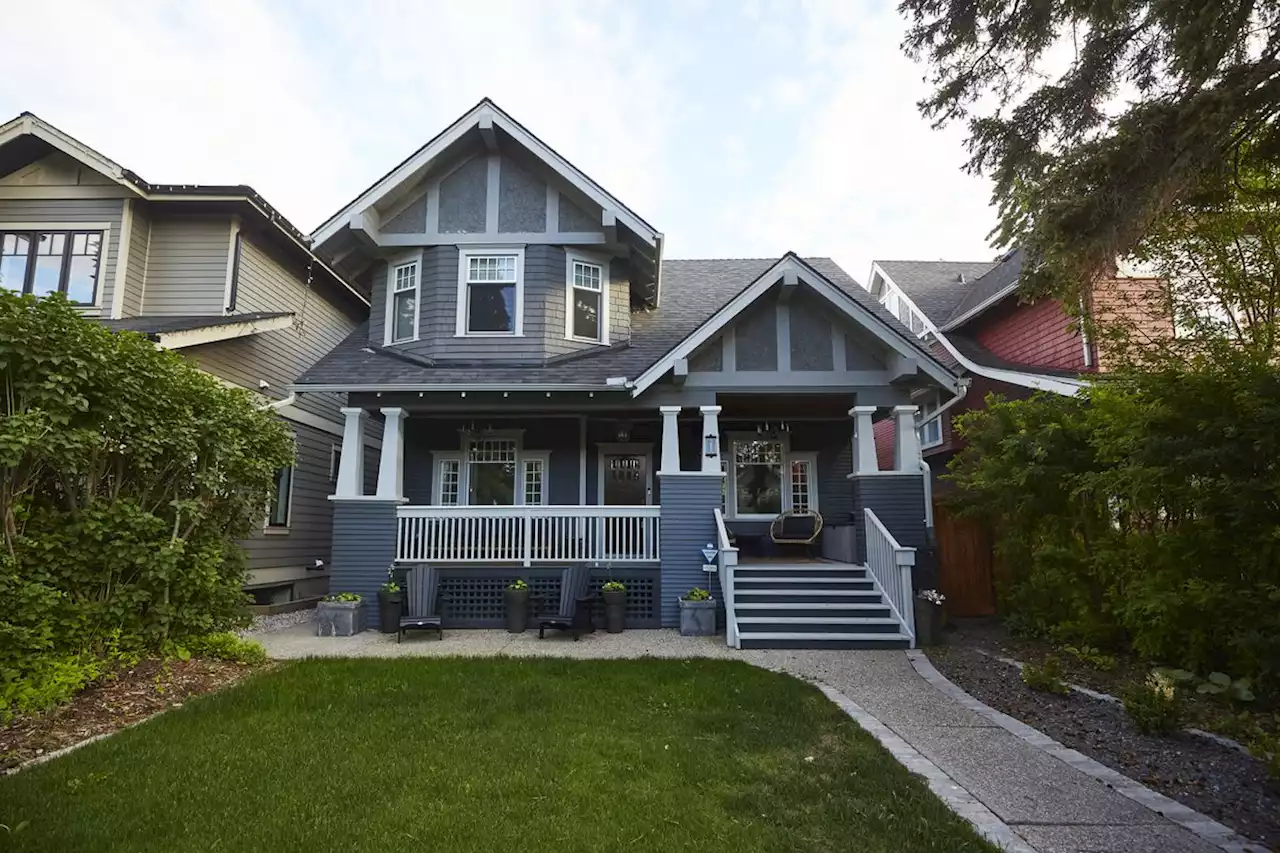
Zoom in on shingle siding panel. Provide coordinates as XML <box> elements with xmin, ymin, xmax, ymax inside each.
<box><xmin>971</xmin><ymin>298</ymin><xmax>1086</xmax><ymax>371</ymax></box>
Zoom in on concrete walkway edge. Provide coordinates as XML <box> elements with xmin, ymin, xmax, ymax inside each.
<box><xmin>906</xmin><ymin>651</ymin><xmax>1269</xmax><ymax>853</ymax></box>
<box><xmin>814</xmin><ymin>681</ymin><xmax>1036</xmax><ymax>852</ymax></box>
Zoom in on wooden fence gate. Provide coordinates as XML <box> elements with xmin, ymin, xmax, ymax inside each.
<box><xmin>933</xmin><ymin>501</ymin><xmax>996</xmax><ymax>617</ymax></box>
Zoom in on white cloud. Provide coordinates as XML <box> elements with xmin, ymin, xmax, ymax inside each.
<box><xmin>0</xmin><ymin>0</ymin><xmax>996</xmax><ymax>281</ymax></box>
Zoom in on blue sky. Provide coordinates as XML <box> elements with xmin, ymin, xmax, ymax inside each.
<box><xmin>0</xmin><ymin>0</ymin><xmax>998</xmax><ymax>283</ymax></box>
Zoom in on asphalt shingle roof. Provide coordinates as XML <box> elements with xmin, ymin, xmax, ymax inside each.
<box><xmin>942</xmin><ymin>248</ymin><xmax>1024</xmax><ymax>326</ymax></box>
<box><xmin>875</xmin><ymin>259</ymin><xmax>997</xmax><ymax>323</ymax></box>
<box><xmin>99</xmin><ymin>312</ymin><xmax>293</xmax><ymax>337</ymax></box>
<box><xmin>296</xmin><ymin>256</ymin><xmax>950</xmax><ymax>388</ymax></box>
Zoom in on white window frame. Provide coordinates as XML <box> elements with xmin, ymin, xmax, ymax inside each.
<box><xmin>725</xmin><ymin>434</ymin><xmax>819</xmax><ymax>521</ymax></box>
<box><xmin>564</xmin><ymin>250</ymin><xmax>609</xmax><ymax>344</ymax></box>
<box><xmin>0</xmin><ymin>221</ymin><xmax>112</xmax><ymax>311</ymax></box>
<box><xmin>918</xmin><ymin>392</ymin><xmax>943</xmax><ymax>449</ymax></box>
<box><xmin>521</xmin><ymin>451</ymin><xmax>551</xmax><ymax>507</ymax></box>
<box><xmin>329</xmin><ymin>445</ymin><xmax>342</xmax><ymax>484</ymax></box>
<box><xmin>456</xmin><ymin>247</ymin><xmax>525</xmax><ymax>337</ymax></box>
<box><xmin>433</xmin><ymin>432</ymin><xmax>550</xmax><ymax>506</ymax></box>
<box><xmin>384</xmin><ymin>252</ymin><xmax>421</xmax><ymax>345</ymax></box>
<box><xmin>264</xmin><ymin>463</ymin><xmax>295</xmax><ymax>534</ymax></box>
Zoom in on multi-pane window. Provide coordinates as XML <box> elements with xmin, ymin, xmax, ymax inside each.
<box><xmin>733</xmin><ymin>440</ymin><xmax>784</xmax><ymax>517</ymax></box>
<box><xmin>463</xmin><ymin>253</ymin><xmax>520</xmax><ymax>334</ymax></box>
<box><xmin>790</xmin><ymin>459</ymin><xmax>813</xmax><ymax>512</ymax></box>
<box><xmin>267</xmin><ymin>466</ymin><xmax>293</xmax><ymax>528</ymax></box>
<box><xmin>389</xmin><ymin>261</ymin><xmax>418</xmax><ymax>343</ymax></box>
<box><xmin>466</xmin><ymin>437</ymin><xmax>518</xmax><ymax>505</ymax></box>
<box><xmin>438</xmin><ymin>459</ymin><xmax>461</xmax><ymax>505</ymax></box>
<box><xmin>569</xmin><ymin>258</ymin><xmax>604</xmax><ymax>342</ymax></box>
<box><xmin>918</xmin><ymin>394</ymin><xmax>943</xmax><ymax>448</ymax></box>
<box><xmin>523</xmin><ymin>458</ymin><xmax>545</xmax><ymax>506</ymax></box>
<box><xmin>0</xmin><ymin>230</ymin><xmax>103</xmax><ymax>304</ymax></box>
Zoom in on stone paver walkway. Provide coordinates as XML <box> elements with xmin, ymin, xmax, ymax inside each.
<box><xmin>256</xmin><ymin>626</ymin><xmax>1253</xmax><ymax>853</ymax></box>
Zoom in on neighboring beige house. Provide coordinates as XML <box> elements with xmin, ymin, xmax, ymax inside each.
<box><xmin>0</xmin><ymin>112</ymin><xmax>377</xmax><ymax>605</ymax></box>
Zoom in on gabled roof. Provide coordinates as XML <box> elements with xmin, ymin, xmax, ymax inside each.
<box><xmin>874</xmin><ymin>259</ymin><xmax>997</xmax><ymax>322</ymax></box>
<box><xmin>310</xmin><ymin>98</ymin><xmax>661</xmax><ymax>251</ymax></box>
<box><xmin>0</xmin><ymin>112</ymin><xmax>368</xmax><ymax>308</ymax></box>
<box><xmin>294</xmin><ymin>255</ymin><xmax>960</xmax><ymax>394</ymax></box>
<box><xmin>940</xmin><ymin>248</ymin><xmax>1025</xmax><ymax>330</ymax></box>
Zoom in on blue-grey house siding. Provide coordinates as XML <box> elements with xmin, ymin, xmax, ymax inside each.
<box><xmin>330</xmin><ymin>500</ymin><xmax>400</xmax><ymax>626</ymax></box>
<box><xmin>657</xmin><ymin>474</ymin><xmax>722</xmax><ymax>627</ymax></box>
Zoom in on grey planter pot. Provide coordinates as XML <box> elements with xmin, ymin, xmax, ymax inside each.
<box><xmin>602</xmin><ymin>589</ymin><xmax>626</xmax><ymax>634</ymax></box>
<box><xmin>678</xmin><ymin>598</ymin><xmax>717</xmax><ymax>637</ymax></box>
<box><xmin>377</xmin><ymin>590</ymin><xmax>403</xmax><ymax>634</ymax></box>
<box><xmin>316</xmin><ymin>600</ymin><xmax>364</xmax><ymax>637</ymax></box>
<box><xmin>913</xmin><ymin>598</ymin><xmax>943</xmax><ymax>647</ymax></box>
<box><xmin>504</xmin><ymin>588</ymin><xmax>530</xmax><ymax>633</ymax></box>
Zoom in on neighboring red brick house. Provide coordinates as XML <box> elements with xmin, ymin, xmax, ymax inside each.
<box><xmin>864</xmin><ymin>249</ymin><xmax>1165</xmax><ymax>481</ymax></box>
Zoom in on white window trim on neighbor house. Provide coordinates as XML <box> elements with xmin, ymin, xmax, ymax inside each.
<box><xmin>432</xmin><ymin>431</ymin><xmax>548</xmax><ymax>506</ymax></box>
<box><xmin>564</xmin><ymin>249</ymin><xmax>609</xmax><ymax>344</ymax></box>
<box><xmin>383</xmin><ymin>250</ymin><xmax>421</xmax><ymax>345</ymax></box>
<box><xmin>724</xmin><ymin>432</ymin><xmax>820</xmax><ymax>521</ymax></box>
<box><xmin>456</xmin><ymin>247</ymin><xmax>525</xmax><ymax>337</ymax></box>
<box><xmin>917</xmin><ymin>391</ymin><xmax>943</xmax><ymax>449</ymax></box>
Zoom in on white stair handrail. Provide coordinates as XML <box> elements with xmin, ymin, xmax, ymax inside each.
<box><xmin>713</xmin><ymin>508</ymin><xmax>740</xmax><ymax>648</ymax></box>
<box><xmin>863</xmin><ymin>508</ymin><xmax>917</xmax><ymax>646</ymax></box>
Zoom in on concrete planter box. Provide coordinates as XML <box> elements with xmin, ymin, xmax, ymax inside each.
<box><xmin>678</xmin><ymin>598</ymin><xmax>717</xmax><ymax>637</ymax></box>
<box><xmin>316</xmin><ymin>600</ymin><xmax>364</xmax><ymax>637</ymax></box>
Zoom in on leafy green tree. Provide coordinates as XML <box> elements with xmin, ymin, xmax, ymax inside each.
<box><xmin>901</xmin><ymin>0</ymin><xmax>1280</xmax><ymax>300</ymax></box>
<box><xmin>0</xmin><ymin>292</ymin><xmax>294</xmax><ymax>717</ymax></box>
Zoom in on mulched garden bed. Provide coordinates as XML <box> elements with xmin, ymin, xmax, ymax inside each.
<box><xmin>928</xmin><ymin>642</ymin><xmax>1280</xmax><ymax>848</ymax></box>
<box><xmin>1</xmin><ymin>658</ymin><xmax>262</xmax><ymax>772</ymax></box>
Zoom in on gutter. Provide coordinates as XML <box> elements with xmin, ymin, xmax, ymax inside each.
<box><xmin>261</xmin><ymin>392</ymin><xmax>297</xmax><ymax>411</ymax></box>
<box><xmin>289</xmin><ymin>383</ymin><xmax>630</xmax><ymax>394</ymax></box>
<box><xmin>939</xmin><ymin>283</ymin><xmax>1018</xmax><ymax>331</ymax></box>
<box><xmin>932</xmin><ymin>331</ymin><xmax>1086</xmax><ymax>396</ymax></box>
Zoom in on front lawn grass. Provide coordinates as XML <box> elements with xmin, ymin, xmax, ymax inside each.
<box><xmin>0</xmin><ymin>658</ymin><xmax>996</xmax><ymax>853</ymax></box>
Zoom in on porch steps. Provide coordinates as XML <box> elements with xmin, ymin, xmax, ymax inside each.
<box><xmin>732</xmin><ymin>561</ymin><xmax>911</xmax><ymax>650</ymax></box>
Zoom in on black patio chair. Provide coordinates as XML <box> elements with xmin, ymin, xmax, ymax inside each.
<box><xmin>398</xmin><ymin>566</ymin><xmax>445</xmax><ymax>642</ymax></box>
<box><xmin>769</xmin><ymin>510</ymin><xmax>824</xmax><ymax>558</ymax></box>
<box><xmin>537</xmin><ymin>565</ymin><xmax>598</xmax><ymax>640</ymax></box>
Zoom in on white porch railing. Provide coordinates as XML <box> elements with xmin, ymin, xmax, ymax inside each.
<box><xmin>713</xmin><ymin>508</ymin><xmax>741</xmax><ymax>649</ymax></box>
<box><xmin>397</xmin><ymin>505</ymin><xmax>661</xmax><ymax>566</ymax></box>
<box><xmin>864</xmin><ymin>508</ymin><xmax>917</xmax><ymax>647</ymax></box>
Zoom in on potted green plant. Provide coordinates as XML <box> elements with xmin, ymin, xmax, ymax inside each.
<box><xmin>377</xmin><ymin>567</ymin><xmax>403</xmax><ymax>634</ymax></box>
<box><xmin>914</xmin><ymin>589</ymin><xmax>945</xmax><ymax>646</ymax></box>
<box><xmin>601</xmin><ymin>580</ymin><xmax>627</xmax><ymax>633</ymax></box>
<box><xmin>678</xmin><ymin>587</ymin><xmax>716</xmax><ymax>637</ymax></box>
<box><xmin>504</xmin><ymin>579</ymin><xmax>530</xmax><ymax>633</ymax></box>
<box><xmin>316</xmin><ymin>592</ymin><xmax>364</xmax><ymax>637</ymax></box>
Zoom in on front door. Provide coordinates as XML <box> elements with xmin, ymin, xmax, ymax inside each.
<box><xmin>602</xmin><ymin>452</ymin><xmax>650</xmax><ymax>505</ymax></box>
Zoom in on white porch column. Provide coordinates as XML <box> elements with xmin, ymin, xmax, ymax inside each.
<box><xmin>334</xmin><ymin>407</ymin><xmax>367</xmax><ymax>498</ymax></box>
<box><xmin>659</xmin><ymin>406</ymin><xmax>682</xmax><ymax>475</ymax></box>
<box><xmin>893</xmin><ymin>404</ymin><xmax>921</xmax><ymax>472</ymax></box>
<box><xmin>850</xmin><ymin>405</ymin><xmax>879</xmax><ymax>474</ymax></box>
<box><xmin>698</xmin><ymin>405</ymin><xmax>722</xmax><ymax>474</ymax></box>
<box><xmin>375</xmin><ymin>407</ymin><xmax>408</xmax><ymax>500</ymax></box>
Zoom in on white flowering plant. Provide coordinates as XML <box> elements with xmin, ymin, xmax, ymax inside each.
<box><xmin>918</xmin><ymin>589</ymin><xmax>946</xmax><ymax>606</ymax></box>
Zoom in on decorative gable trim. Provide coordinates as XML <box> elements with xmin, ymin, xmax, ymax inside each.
<box><xmin>0</xmin><ymin>113</ymin><xmax>144</xmax><ymax>197</ymax></box>
<box><xmin>310</xmin><ymin>99</ymin><xmax>661</xmax><ymax>251</ymax></box>
<box><xmin>629</xmin><ymin>254</ymin><xmax>961</xmax><ymax>397</ymax></box>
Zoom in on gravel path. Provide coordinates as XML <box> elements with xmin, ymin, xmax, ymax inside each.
<box><xmin>256</xmin><ymin>625</ymin><xmax>1267</xmax><ymax>852</ymax></box>
<box><xmin>927</xmin><ymin>645</ymin><xmax>1279</xmax><ymax>849</ymax></box>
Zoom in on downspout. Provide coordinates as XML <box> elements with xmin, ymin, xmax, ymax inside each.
<box><xmin>260</xmin><ymin>392</ymin><xmax>297</xmax><ymax>411</ymax></box>
<box><xmin>915</xmin><ymin>377</ymin><xmax>970</xmax><ymax>531</ymax></box>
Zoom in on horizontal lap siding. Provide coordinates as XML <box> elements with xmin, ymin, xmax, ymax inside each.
<box><xmin>331</xmin><ymin>501</ymin><xmax>400</xmax><ymax>625</ymax></box>
<box><xmin>0</xmin><ymin>197</ymin><xmax>124</xmax><ymax>316</ymax></box>
<box><xmin>658</xmin><ymin>475</ymin><xmax>721</xmax><ymax>627</ymax></box>
<box><xmin>141</xmin><ymin>216</ymin><xmax>230</xmax><ymax>316</ymax></box>
<box><xmin>240</xmin><ymin>421</ymin><xmax>336</xmax><ymax>580</ymax></box>
<box><xmin>853</xmin><ymin>476</ymin><xmax>932</xmax><ymax>589</ymax></box>
<box><xmin>121</xmin><ymin>202</ymin><xmax>149</xmax><ymax>317</ymax></box>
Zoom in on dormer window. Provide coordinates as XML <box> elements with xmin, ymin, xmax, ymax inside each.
<box><xmin>566</xmin><ymin>252</ymin><xmax>608</xmax><ymax>343</ymax></box>
<box><xmin>458</xmin><ymin>249</ymin><xmax>524</xmax><ymax>336</ymax></box>
<box><xmin>386</xmin><ymin>256</ymin><xmax>420</xmax><ymax>344</ymax></box>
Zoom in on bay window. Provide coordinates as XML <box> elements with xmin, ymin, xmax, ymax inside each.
<box><xmin>387</xmin><ymin>258</ymin><xmax>420</xmax><ymax>344</ymax></box>
<box><xmin>566</xmin><ymin>253</ymin><xmax>607</xmax><ymax>343</ymax></box>
<box><xmin>0</xmin><ymin>229</ymin><xmax>104</xmax><ymax>304</ymax></box>
<box><xmin>459</xmin><ymin>250</ymin><xmax>523</xmax><ymax>336</ymax></box>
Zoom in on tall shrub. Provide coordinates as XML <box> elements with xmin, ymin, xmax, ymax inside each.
<box><xmin>0</xmin><ymin>292</ymin><xmax>293</xmax><ymax>715</ymax></box>
<box><xmin>949</xmin><ymin>361</ymin><xmax>1280</xmax><ymax>693</ymax></box>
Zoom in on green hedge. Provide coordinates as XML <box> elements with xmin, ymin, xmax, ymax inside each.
<box><xmin>949</xmin><ymin>360</ymin><xmax>1280</xmax><ymax>695</ymax></box>
<box><xmin>0</xmin><ymin>292</ymin><xmax>293</xmax><ymax>719</ymax></box>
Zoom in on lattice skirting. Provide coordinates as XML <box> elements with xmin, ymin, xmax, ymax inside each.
<box><xmin>391</xmin><ymin>566</ymin><xmax>661</xmax><ymax>629</ymax></box>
